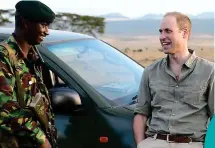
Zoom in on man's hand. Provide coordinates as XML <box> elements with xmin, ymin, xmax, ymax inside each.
<box><xmin>40</xmin><ymin>138</ymin><xmax>51</xmax><ymax>148</ymax></box>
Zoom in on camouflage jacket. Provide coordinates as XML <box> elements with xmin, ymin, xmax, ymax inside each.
<box><xmin>0</xmin><ymin>35</ymin><xmax>55</xmax><ymax>145</ymax></box>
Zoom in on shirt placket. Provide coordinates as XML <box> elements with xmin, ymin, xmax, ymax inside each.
<box><xmin>170</xmin><ymin>77</ymin><xmax>181</xmax><ymax>134</ymax></box>
<box><xmin>165</xmin><ymin>66</ymin><xmax>180</xmax><ymax>134</ymax></box>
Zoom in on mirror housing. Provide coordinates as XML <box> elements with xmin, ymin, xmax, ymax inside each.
<box><xmin>49</xmin><ymin>87</ymin><xmax>83</xmax><ymax>114</ymax></box>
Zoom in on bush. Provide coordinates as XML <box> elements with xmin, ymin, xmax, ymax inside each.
<box><xmin>124</xmin><ymin>47</ymin><xmax>130</xmax><ymax>53</ymax></box>
<box><xmin>137</xmin><ymin>49</ymin><xmax>143</xmax><ymax>52</ymax></box>
<box><xmin>158</xmin><ymin>48</ymin><xmax>163</xmax><ymax>52</ymax></box>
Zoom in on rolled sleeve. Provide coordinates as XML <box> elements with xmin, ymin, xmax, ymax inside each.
<box><xmin>134</xmin><ymin>68</ymin><xmax>151</xmax><ymax>116</ymax></box>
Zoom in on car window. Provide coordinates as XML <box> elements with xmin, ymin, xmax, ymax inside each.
<box><xmin>48</xmin><ymin>70</ymin><xmax>66</xmax><ymax>86</ymax></box>
<box><xmin>46</xmin><ymin>39</ymin><xmax>144</xmax><ymax>104</ymax></box>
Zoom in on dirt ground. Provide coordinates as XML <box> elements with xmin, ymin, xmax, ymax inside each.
<box><xmin>100</xmin><ymin>35</ymin><xmax>214</xmax><ymax>67</ymax></box>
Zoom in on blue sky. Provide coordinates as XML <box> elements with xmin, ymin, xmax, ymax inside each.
<box><xmin>1</xmin><ymin>0</ymin><xmax>214</xmax><ymax>18</ymax></box>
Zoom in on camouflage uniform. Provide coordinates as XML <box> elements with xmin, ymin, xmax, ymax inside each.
<box><xmin>0</xmin><ymin>35</ymin><xmax>55</xmax><ymax>146</ymax></box>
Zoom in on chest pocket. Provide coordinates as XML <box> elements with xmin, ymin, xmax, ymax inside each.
<box><xmin>182</xmin><ymin>81</ymin><xmax>207</xmax><ymax>105</ymax></box>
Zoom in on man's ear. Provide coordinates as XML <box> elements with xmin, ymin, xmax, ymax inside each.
<box><xmin>183</xmin><ymin>28</ymin><xmax>189</xmax><ymax>39</ymax></box>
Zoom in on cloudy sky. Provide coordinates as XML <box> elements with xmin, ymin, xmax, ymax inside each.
<box><xmin>1</xmin><ymin>0</ymin><xmax>214</xmax><ymax>18</ymax></box>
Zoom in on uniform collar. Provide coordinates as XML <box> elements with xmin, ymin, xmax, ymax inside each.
<box><xmin>7</xmin><ymin>34</ymin><xmax>39</xmax><ymax>62</ymax></box>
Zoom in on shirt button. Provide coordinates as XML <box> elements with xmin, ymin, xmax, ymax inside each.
<box><xmin>172</xmin><ymin>114</ymin><xmax>175</xmax><ymax>116</ymax></box>
<box><xmin>175</xmin><ymin>85</ymin><xmax>179</xmax><ymax>88</ymax></box>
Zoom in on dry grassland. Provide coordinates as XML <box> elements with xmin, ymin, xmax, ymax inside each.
<box><xmin>101</xmin><ymin>35</ymin><xmax>214</xmax><ymax>67</ymax></box>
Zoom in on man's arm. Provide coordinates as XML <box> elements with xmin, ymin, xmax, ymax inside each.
<box><xmin>133</xmin><ymin>114</ymin><xmax>148</xmax><ymax>144</ymax></box>
<box><xmin>133</xmin><ymin>68</ymin><xmax>151</xmax><ymax>145</ymax></box>
<box><xmin>207</xmin><ymin>66</ymin><xmax>215</xmax><ymax>119</ymax></box>
<box><xmin>0</xmin><ymin>49</ymin><xmax>46</xmax><ymax>146</ymax></box>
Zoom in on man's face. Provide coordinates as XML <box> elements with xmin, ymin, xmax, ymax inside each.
<box><xmin>159</xmin><ymin>16</ymin><xmax>184</xmax><ymax>54</ymax></box>
<box><xmin>25</xmin><ymin>21</ymin><xmax>50</xmax><ymax>45</ymax></box>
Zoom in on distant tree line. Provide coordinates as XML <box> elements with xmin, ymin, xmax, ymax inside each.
<box><xmin>0</xmin><ymin>9</ymin><xmax>105</xmax><ymax>37</ymax></box>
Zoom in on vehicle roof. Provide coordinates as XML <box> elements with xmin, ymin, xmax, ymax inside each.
<box><xmin>0</xmin><ymin>27</ymin><xmax>94</xmax><ymax>43</ymax></box>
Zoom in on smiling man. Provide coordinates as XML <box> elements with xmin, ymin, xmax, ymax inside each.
<box><xmin>133</xmin><ymin>12</ymin><xmax>214</xmax><ymax>148</ymax></box>
<box><xmin>0</xmin><ymin>1</ymin><xmax>57</xmax><ymax>148</ymax></box>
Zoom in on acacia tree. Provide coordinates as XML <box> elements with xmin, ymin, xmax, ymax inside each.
<box><xmin>51</xmin><ymin>13</ymin><xmax>105</xmax><ymax>37</ymax></box>
<box><xmin>0</xmin><ymin>9</ymin><xmax>105</xmax><ymax>37</ymax></box>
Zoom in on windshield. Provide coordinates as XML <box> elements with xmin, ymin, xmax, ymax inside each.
<box><xmin>46</xmin><ymin>39</ymin><xmax>144</xmax><ymax>105</ymax></box>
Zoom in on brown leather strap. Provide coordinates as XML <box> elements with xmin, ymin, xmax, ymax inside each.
<box><xmin>156</xmin><ymin>134</ymin><xmax>194</xmax><ymax>143</ymax></box>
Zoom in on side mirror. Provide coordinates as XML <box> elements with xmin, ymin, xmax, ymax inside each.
<box><xmin>49</xmin><ymin>87</ymin><xmax>83</xmax><ymax>114</ymax></box>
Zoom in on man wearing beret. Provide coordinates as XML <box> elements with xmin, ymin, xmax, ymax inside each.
<box><xmin>0</xmin><ymin>0</ymin><xmax>57</xmax><ymax>148</ymax></box>
<box><xmin>133</xmin><ymin>12</ymin><xmax>214</xmax><ymax>148</ymax></box>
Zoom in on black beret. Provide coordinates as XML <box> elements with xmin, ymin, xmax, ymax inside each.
<box><xmin>15</xmin><ymin>0</ymin><xmax>55</xmax><ymax>23</ymax></box>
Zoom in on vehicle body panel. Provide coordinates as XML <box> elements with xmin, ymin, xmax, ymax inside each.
<box><xmin>0</xmin><ymin>27</ymin><xmax>144</xmax><ymax>148</ymax></box>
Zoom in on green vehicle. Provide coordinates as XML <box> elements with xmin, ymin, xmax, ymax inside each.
<box><xmin>0</xmin><ymin>27</ymin><xmax>144</xmax><ymax>148</ymax></box>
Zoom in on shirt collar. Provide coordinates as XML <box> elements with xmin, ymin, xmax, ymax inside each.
<box><xmin>162</xmin><ymin>49</ymin><xmax>197</xmax><ymax>69</ymax></box>
<box><xmin>184</xmin><ymin>49</ymin><xmax>196</xmax><ymax>68</ymax></box>
<box><xmin>7</xmin><ymin>34</ymin><xmax>38</xmax><ymax>62</ymax></box>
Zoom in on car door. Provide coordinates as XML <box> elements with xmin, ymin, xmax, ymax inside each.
<box><xmin>40</xmin><ymin>56</ymin><xmax>98</xmax><ymax>148</ymax></box>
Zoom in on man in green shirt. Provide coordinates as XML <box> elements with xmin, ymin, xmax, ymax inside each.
<box><xmin>133</xmin><ymin>11</ymin><xmax>214</xmax><ymax>148</ymax></box>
